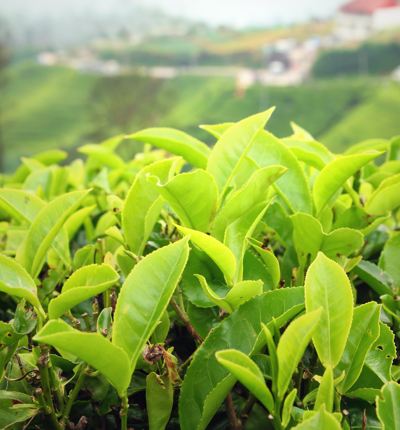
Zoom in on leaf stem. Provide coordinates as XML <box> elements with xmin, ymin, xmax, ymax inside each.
<box><xmin>343</xmin><ymin>182</ymin><xmax>360</xmax><ymax>208</ymax></box>
<box><xmin>272</xmin><ymin>183</ymin><xmax>295</xmax><ymax>215</ymax></box>
<box><xmin>120</xmin><ymin>394</ymin><xmax>129</xmax><ymax>430</ymax></box>
<box><xmin>170</xmin><ymin>297</ymin><xmax>203</xmax><ymax>344</ymax></box>
<box><xmin>48</xmin><ymin>361</ymin><xmax>65</xmax><ymax>414</ymax></box>
<box><xmin>60</xmin><ymin>364</ymin><xmax>88</xmax><ymax>426</ymax></box>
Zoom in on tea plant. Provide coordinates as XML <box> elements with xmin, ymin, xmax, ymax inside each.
<box><xmin>0</xmin><ymin>109</ymin><xmax>399</xmax><ymax>429</ymax></box>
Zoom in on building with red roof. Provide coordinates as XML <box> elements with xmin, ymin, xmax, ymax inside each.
<box><xmin>335</xmin><ymin>0</ymin><xmax>400</xmax><ymax>40</ymax></box>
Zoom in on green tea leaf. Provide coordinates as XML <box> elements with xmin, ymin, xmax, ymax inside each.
<box><xmin>48</xmin><ymin>264</ymin><xmax>119</xmax><ymax>319</ymax></box>
<box><xmin>376</xmin><ymin>381</ymin><xmax>400</xmax><ymax>430</ymax></box>
<box><xmin>0</xmin><ymin>254</ymin><xmax>44</xmax><ymax>318</ymax></box>
<box><xmin>282</xmin><ymin>388</ymin><xmax>297</xmax><ymax>427</ymax></box>
<box><xmin>33</xmin><ymin>319</ymin><xmax>131</xmax><ymax>396</ymax></box>
<box><xmin>195</xmin><ymin>275</ymin><xmax>262</xmax><ymax>313</ymax></box>
<box><xmin>149</xmin><ymin>169</ymin><xmax>218</xmax><ymax>232</ymax></box>
<box><xmin>292</xmin><ymin>406</ymin><xmax>341</xmax><ymax>429</ymax></box>
<box><xmin>365</xmin><ymin>173</ymin><xmax>400</xmax><ymax>215</ymax></box>
<box><xmin>379</xmin><ymin>232</ymin><xmax>400</xmax><ymax>290</ymax></box>
<box><xmin>212</xmin><ymin>166</ymin><xmax>286</xmax><ymax>242</ymax></box>
<box><xmin>282</xmin><ymin>138</ymin><xmax>334</xmax><ymax>169</ymax></box>
<box><xmin>146</xmin><ymin>372</ymin><xmax>173</xmax><ymax>430</ymax></box>
<box><xmin>247</xmin><ymin>238</ymin><xmax>280</xmax><ymax>289</ymax></box>
<box><xmin>314</xmin><ymin>366</ymin><xmax>334</xmax><ymax>412</ymax></box>
<box><xmin>224</xmin><ymin>200</ymin><xmax>270</xmax><ymax>283</ymax></box>
<box><xmin>277</xmin><ymin>308</ymin><xmax>322</xmax><ymax>399</ymax></box>
<box><xmin>122</xmin><ymin>157</ymin><xmax>180</xmax><ymax>256</ymax></box>
<box><xmin>78</xmin><ymin>144</ymin><xmax>125</xmax><ymax>169</ymax></box>
<box><xmin>0</xmin><ymin>189</ymin><xmax>45</xmax><ymax>224</ymax></box>
<box><xmin>291</xmin><ymin>213</ymin><xmax>364</xmax><ymax>269</ymax></box>
<box><xmin>207</xmin><ymin>109</ymin><xmax>274</xmax><ymax>196</ymax></box>
<box><xmin>113</xmin><ymin>237</ymin><xmax>189</xmax><ymax>371</ymax></box>
<box><xmin>16</xmin><ymin>189</ymin><xmax>90</xmax><ymax>278</ymax></box>
<box><xmin>179</xmin><ymin>287</ymin><xmax>305</xmax><ymax>430</ymax></box>
<box><xmin>313</xmin><ymin>152</ymin><xmax>382</xmax><ymax>216</ymax></box>
<box><xmin>128</xmin><ymin>128</ymin><xmax>210</xmax><ymax>169</ymax></box>
<box><xmin>335</xmin><ymin>302</ymin><xmax>380</xmax><ymax>394</ymax></box>
<box><xmin>65</xmin><ymin>204</ymin><xmax>96</xmax><ymax>240</ymax></box>
<box><xmin>176</xmin><ymin>225</ymin><xmax>236</xmax><ymax>286</ymax></box>
<box><xmin>365</xmin><ymin>322</ymin><xmax>396</xmax><ymax>383</ymax></box>
<box><xmin>216</xmin><ymin>349</ymin><xmax>274</xmax><ymax>412</ymax></box>
<box><xmin>353</xmin><ymin>260</ymin><xmax>394</xmax><ymax>297</ymax></box>
<box><xmin>199</xmin><ymin>122</ymin><xmax>234</xmax><ymax>139</ymax></box>
<box><xmin>305</xmin><ymin>253</ymin><xmax>353</xmax><ymax>368</ymax></box>
<box><xmin>249</xmin><ymin>130</ymin><xmax>312</xmax><ymax>214</ymax></box>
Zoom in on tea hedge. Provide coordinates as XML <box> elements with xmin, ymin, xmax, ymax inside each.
<box><xmin>0</xmin><ymin>109</ymin><xmax>400</xmax><ymax>429</ymax></box>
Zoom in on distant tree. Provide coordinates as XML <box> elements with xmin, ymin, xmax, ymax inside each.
<box><xmin>0</xmin><ymin>17</ymin><xmax>11</xmax><ymax>172</ymax></box>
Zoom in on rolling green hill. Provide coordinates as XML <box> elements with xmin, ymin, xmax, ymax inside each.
<box><xmin>1</xmin><ymin>62</ymin><xmax>400</xmax><ymax>172</ymax></box>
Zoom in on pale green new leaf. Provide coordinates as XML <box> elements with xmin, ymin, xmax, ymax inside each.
<box><xmin>0</xmin><ymin>189</ymin><xmax>45</xmax><ymax>224</ymax></box>
<box><xmin>282</xmin><ymin>388</ymin><xmax>297</xmax><ymax>428</ymax></box>
<box><xmin>127</xmin><ymin>128</ymin><xmax>211</xmax><ymax>169</ymax></box>
<box><xmin>277</xmin><ymin>308</ymin><xmax>322</xmax><ymax>399</ymax></box>
<box><xmin>376</xmin><ymin>381</ymin><xmax>400</xmax><ymax>430</ymax></box>
<box><xmin>122</xmin><ymin>157</ymin><xmax>180</xmax><ymax>255</ymax></box>
<box><xmin>365</xmin><ymin>322</ymin><xmax>396</xmax><ymax>383</ymax></box>
<box><xmin>15</xmin><ymin>189</ymin><xmax>90</xmax><ymax>279</ymax></box>
<box><xmin>212</xmin><ymin>166</ymin><xmax>286</xmax><ymax>242</ymax></box>
<box><xmin>148</xmin><ymin>169</ymin><xmax>218</xmax><ymax>232</ymax></box>
<box><xmin>113</xmin><ymin>237</ymin><xmax>190</xmax><ymax>371</ymax></box>
<box><xmin>122</xmin><ymin>157</ymin><xmax>180</xmax><ymax>256</ymax></box>
<box><xmin>292</xmin><ymin>406</ymin><xmax>341</xmax><ymax>430</ymax></box>
<box><xmin>365</xmin><ymin>173</ymin><xmax>400</xmax><ymax>215</ymax></box>
<box><xmin>224</xmin><ymin>201</ymin><xmax>270</xmax><ymax>283</ymax></box>
<box><xmin>0</xmin><ymin>254</ymin><xmax>44</xmax><ymax>318</ymax></box>
<box><xmin>313</xmin><ymin>151</ymin><xmax>382</xmax><ymax>215</ymax></box>
<box><xmin>314</xmin><ymin>366</ymin><xmax>334</xmax><ymax>412</ymax></box>
<box><xmin>78</xmin><ymin>144</ymin><xmax>125</xmax><ymax>169</ymax></box>
<box><xmin>344</xmin><ymin>138</ymin><xmax>388</xmax><ymax>155</ymax></box>
<box><xmin>335</xmin><ymin>302</ymin><xmax>380</xmax><ymax>394</ymax></box>
<box><xmin>247</xmin><ymin>238</ymin><xmax>280</xmax><ymax>289</ymax></box>
<box><xmin>48</xmin><ymin>264</ymin><xmax>119</xmax><ymax>319</ymax></box>
<box><xmin>195</xmin><ymin>275</ymin><xmax>262</xmax><ymax>313</ymax></box>
<box><xmin>379</xmin><ymin>232</ymin><xmax>400</xmax><ymax>290</ymax></box>
<box><xmin>291</xmin><ymin>213</ymin><xmax>364</xmax><ymax>268</ymax></box>
<box><xmin>33</xmin><ymin>319</ymin><xmax>131</xmax><ymax>396</ymax></box>
<box><xmin>199</xmin><ymin>123</ymin><xmax>234</xmax><ymax>139</ymax></box>
<box><xmin>305</xmin><ymin>253</ymin><xmax>353</xmax><ymax>368</ymax></box>
<box><xmin>282</xmin><ymin>138</ymin><xmax>334</xmax><ymax>169</ymax></box>
<box><xmin>65</xmin><ymin>204</ymin><xmax>96</xmax><ymax>240</ymax></box>
<box><xmin>249</xmin><ymin>130</ymin><xmax>312</xmax><ymax>213</ymax></box>
<box><xmin>176</xmin><ymin>225</ymin><xmax>236</xmax><ymax>286</ymax></box>
<box><xmin>216</xmin><ymin>349</ymin><xmax>274</xmax><ymax>413</ymax></box>
<box><xmin>207</xmin><ymin>109</ymin><xmax>274</xmax><ymax>195</ymax></box>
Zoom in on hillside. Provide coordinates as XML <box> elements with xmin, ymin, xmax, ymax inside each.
<box><xmin>1</xmin><ymin>62</ymin><xmax>400</xmax><ymax>172</ymax></box>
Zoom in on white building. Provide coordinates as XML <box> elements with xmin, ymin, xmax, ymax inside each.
<box><xmin>335</xmin><ymin>0</ymin><xmax>400</xmax><ymax>40</ymax></box>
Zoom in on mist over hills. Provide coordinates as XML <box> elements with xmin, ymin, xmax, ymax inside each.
<box><xmin>0</xmin><ymin>0</ymin><xmax>347</xmax><ymax>49</ymax></box>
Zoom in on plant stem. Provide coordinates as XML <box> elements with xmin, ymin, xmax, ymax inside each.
<box><xmin>242</xmin><ymin>394</ymin><xmax>257</xmax><ymax>419</ymax></box>
<box><xmin>224</xmin><ymin>392</ymin><xmax>242</xmax><ymax>430</ymax></box>
<box><xmin>61</xmin><ymin>364</ymin><xmax>88</xmax><ymax>426</ymax></box>
<box><xmin>35</xmin><ymin>388</ymin><xmax>50</xmax><ymax>413</ymax></box>
<box><xmin>48</xmin><ymin>362</ymin><xmax>65</xmax><ymax>414</ymax></box>
<box><xmin>120</xmin><ymin>394</ymin><xmax>129</xmax><ymax>430</ymax></box>
<box><xmin>37</xmin><ymin>346</ymin><xmax>61</xmax><ymax>430</ymax></box>
<box><xmin>343</xmin><ymin>182</ymin><xmax>360</xmax><ymax>207</ymax></box>
<box><xmin>82</xmin><ymin>313</ymin><xmax>92</xmax><ymax>332</ymax></box>
<box><xmin>170</xmin><ymin>297</ymin><xmax>203</xmax><ymax>344</ymax></box>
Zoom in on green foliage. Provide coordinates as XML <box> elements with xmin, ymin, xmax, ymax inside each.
<box><xmin>313</xmin><ymin>42</ymin><xmax>400</xmax><ymax>78</ymax></box>
<box><xmin>0</xmin><ymin>109</ymin><xmax>399</xmax><ymax>430</ymax></box>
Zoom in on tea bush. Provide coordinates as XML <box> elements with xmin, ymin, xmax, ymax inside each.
<box><xmin>0</xmin><ymin>109</ymin><xmax>400</xmax><ymax>429</ymax></box>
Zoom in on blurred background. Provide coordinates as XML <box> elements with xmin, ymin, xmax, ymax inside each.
<box><xmin>0</xmin><ymin>0</ymin><xmax>399</xmax><ymax>172</ymax></box>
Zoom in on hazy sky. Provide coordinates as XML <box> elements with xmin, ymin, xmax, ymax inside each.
<box><xmin>1</xmin><ymin>0</ymin><xmax>348</xmax><ymax>28</ymax></box>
